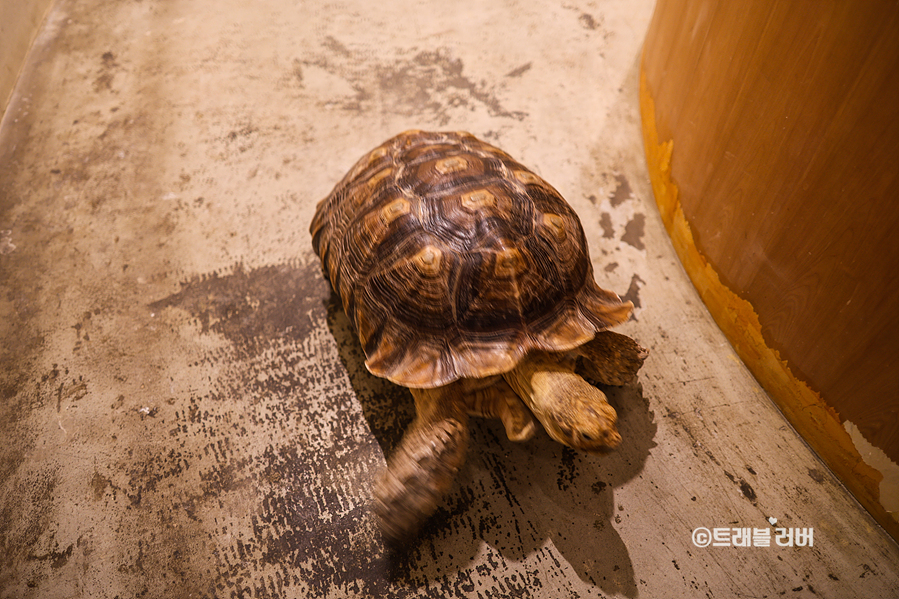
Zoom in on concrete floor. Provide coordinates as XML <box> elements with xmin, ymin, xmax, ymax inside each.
<box><xmin>1</xmin><ymin>0</ymin><xmax>898</xmax><ymax>597</ymax></box>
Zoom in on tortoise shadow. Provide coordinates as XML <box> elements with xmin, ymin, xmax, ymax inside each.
<box><xmin>325</xmin><ymin>295</ymin><xmax>657</xmax><ymax>597</ymax></box>
<box><xmin>469</xmin><ymin>381</ymin><xmax>656</xmax><ymax>597</ymax></box>
<box><xmin>324</xmin><ymin>295</ymin><xmax>415</xmax><ymax>458</ymax></box>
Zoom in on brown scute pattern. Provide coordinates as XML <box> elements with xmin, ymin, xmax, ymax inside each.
<box><xmin>310</xmin><ymin>130</ymin><xmax>632</xmax><ymax>387</ymax></box>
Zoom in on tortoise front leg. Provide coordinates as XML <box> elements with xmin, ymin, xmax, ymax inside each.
<box><xmin>373</xmin><ymin>383</ymin><xmax>469</xmax><ymax>543</ymax></box>
<box><xmin>464</xmin><ymin>378</ymin><xmax>537</xmax><ymax>442</ymax></box>
<box><xmin>576</xmin><ymin>330</ymin><xmax>648</xmax><ymax>386</ymax></box>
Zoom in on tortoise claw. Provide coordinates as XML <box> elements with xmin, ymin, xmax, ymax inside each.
<box><xmin>576</xmin><ymin>330</ymin><xmax>648</xmax><ymax>386</ymax></box>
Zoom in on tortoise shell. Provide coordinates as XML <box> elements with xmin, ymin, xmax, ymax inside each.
<box><xmin>310</xmin><ymin>130</ymin><xmax>632</xmax><ymax>388</ymax></box>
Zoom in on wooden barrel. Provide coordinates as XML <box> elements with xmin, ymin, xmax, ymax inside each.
<box><xmin>0</xmin><ymin>0</ymin><xmax>54</xmax><ymax>115</ymax></box>
<box><xmin>640</xmin><ymin>0</ymin><xmax>899</xmax><ymax>539</ymax></box>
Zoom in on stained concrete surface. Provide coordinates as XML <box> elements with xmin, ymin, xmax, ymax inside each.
<box><xmin>1</xmin><ymin>0</ymin><xmax>899</xmax><ymax>598</ymax></box>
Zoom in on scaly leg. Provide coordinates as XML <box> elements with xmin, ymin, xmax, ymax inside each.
<box><xmin>373</xmin><ymin>383</ymin><xmax>469</xmax><ymax>543</ymax></box>
<box><xmin>576</xmin><ymin>330</ymin><xmax>648</xmax><ymax>386</ymax></box>
<box><xmin>464</xmin><ymin>378</ymin><xmax>537</xmax><ymax>442</ymax></box>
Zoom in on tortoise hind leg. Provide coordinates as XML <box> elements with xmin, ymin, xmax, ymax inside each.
<box><xmin>373</xmin><ymin>383</ymin><xmax>469</xmax><ymax>543</ymax></box>
<box><xmin>576</xmin><ymin>330</ymin><xmax>648</xmax><ymax>386</ymax></box>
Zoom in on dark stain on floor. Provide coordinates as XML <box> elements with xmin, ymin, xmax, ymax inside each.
<box><xmin>724</xmin><ymin>470</ymin><xmax>758</xmax><ymax>504</ymax></box>
<box><xmin>505</xmin><ymin>62</ymin><xmax>532</xmax><ymax>78</ymax></box>
<box><xmin>149</xmin><ymin>261</ymin><xmax>329</xmax><ymax>352</ymax></box>
<box><xmin>609</xmin><ymin>174</ymin><xmax>633</xmax><ymax>207</ymax></box>
<box><xmin>579</xmin><ymin>13</ymin><xmax>602</xmax><ymax>30</ymax></box>
<box><xmin>299</xmin><ymin>39</ymin><xmax>527</xmax><ymax>124</ymax></box>
<box><xmin>599</xmin><ymin>211</ymin><xmax>615</xmax><ymax>238</ymax></box>
<box><xmin>621</xmin><ymin>213</ymin><xmax>646</xmax><ymax>250</ymax></box>
<box><xmin>622</xmin><ymin>273</ymin><xmax>645</xmax><ymax>312</ymax></box>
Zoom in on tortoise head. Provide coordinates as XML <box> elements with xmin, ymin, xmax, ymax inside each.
<box><xmin>504</xmin><ymin>352</ymin><xmax>622</xmax><ymax>453</ymax></box>
<box><xmin>539</xmin><ymin>395</ymin><xmax>621</xmax><ymax>452</ymax></box>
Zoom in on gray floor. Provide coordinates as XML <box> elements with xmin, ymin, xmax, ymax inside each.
<box><xmin>2</xmin><ymin>0</ymin><xmax>898</xmax><ymax>597</ymax></box>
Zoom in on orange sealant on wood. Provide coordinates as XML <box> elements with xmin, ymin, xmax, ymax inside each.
<box><xmin>639</xmin><ymin>64</ymin><xmax>898</xmax><ymax>539</ymax></box>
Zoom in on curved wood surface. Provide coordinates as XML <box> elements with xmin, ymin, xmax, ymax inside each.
<box><xmin>641</xmin><ymin>0</ymin><xmax>899</xmax><ymax>540</ymax></box>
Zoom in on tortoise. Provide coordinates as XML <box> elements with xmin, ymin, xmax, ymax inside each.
<box><xmin>310</xmin><ymin>130</ymin><xmax>647</xmax><ymax>542</ymax></box>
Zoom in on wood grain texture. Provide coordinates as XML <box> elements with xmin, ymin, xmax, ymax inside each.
<box><xmin>642</xmin><ymin>0</ymin><xmax>899</xmax><ymax>537</ymax></box>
